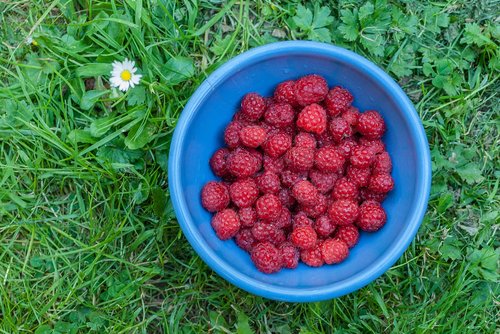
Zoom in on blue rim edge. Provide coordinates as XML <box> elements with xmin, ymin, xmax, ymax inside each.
<box><xmin>168</xmin><ymin>41</ymin><xmax>432</xmax><ymax>302</ymax></box>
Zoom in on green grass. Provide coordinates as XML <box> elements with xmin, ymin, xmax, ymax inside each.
<box><xmin>0</xmin><ymin>0</ymin><xmax>498</xmax><ymax>333</ymax></box>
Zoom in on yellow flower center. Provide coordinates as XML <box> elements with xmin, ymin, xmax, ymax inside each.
<box><xmin>120</xmin><ymin>70</ymin><xmax>132</xmax><ymax>81</ymax></box>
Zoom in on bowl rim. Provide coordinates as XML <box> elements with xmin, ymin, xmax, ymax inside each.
<box><xmin>168</xmin><ymin>41</ymin><xmax>432</xmax><ymax>302</ymax></box>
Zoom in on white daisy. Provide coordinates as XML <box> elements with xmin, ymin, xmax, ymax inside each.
<box><xmin>109</xmin><ymin>58</ymin><xmax>142</xmax><ymax>92</ymax></box>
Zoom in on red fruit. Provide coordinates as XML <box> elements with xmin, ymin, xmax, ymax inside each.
<box><xmin>201</xmin><ymin>181</ymin><xmax>230</xmax><ymax>212</ymax></box>
<box><xmin>274</xmin><ymin>207</ymin><xmax>292</xmax><ymax>229</ymax></box>
<box><xmin>224</xmin><ymin>121</ymin><xmax>243</xmax><ymax>148</ymax></box>
<box><xmin>278</xmin><ymin>188</ymin><xmax>295</xmax><ymax>208</ymax></box>
<box><xmin>332</xmin><ymin>178</ymin><xmax>359</xmax><ymax>201</ymax></box>
<box><xmin>256</xmin><ymin>171</ymin><xmax>281</xmax><ymax>194</ymax></box>
<box><xmin>341</xmin><ymin>106</ymin><xmax>360</xmax><ymax>126</ymax></box>
<box><xmin>255</xmin><ymin>194</ymin><xmax>282</xmax><ymax>221</ymax></box>
<box><xmin>285</xmin><ymin>147</ymin><xmax>315</xmax><ymax>172</ymax></box>
<box><xmin>321</xmin><ymin>239</ymin><xmax>349</xmax><ymax>264</ymax></box>
<box><xmin>241</xmin><ymin>93</ymin><xmax>266</xmax><ymax>121</ymax></box>
<box><xmin>263</xmin><ymin>155</ymin><xmax>285</xmax><ymax>174</ymax></box>
<box><xmin>357</xmin><ymin>202</ymin><xmax>387</xmax><ymax>232</ymax></box>
<box><xmin>292</xmin><ymin>180</ymin><xmax>319</xmax><ymax>207</ymax></box>
<box><xmin>328</xmin><ymin>199</ymin><xmax>359</xmax><ymax>225</ymax></box>
<box><xmin>211</xmin><ymin>209</ymin><xmax>241</xmax><ymax>240</ymax></box>
<box><xmin>309</xmin><ymin>169</ymin><xmax>338</xmax><ymax>194</ymax></box>
<box><xmin>360</xmin><ymin>187</ymin><xmax>387</xmax><ymax>202</ymax></box>
<box><xmin>294</xmin><ymin>132</ymin><xmax>317</xmax><ymax>149</ymax></box>
<box><xmin>251</xmin><ymin>242</ymin><xmax>282</xmax><ymax>273</ymax></box>
<box><xmin>239</xmin><ymin>125</ymin><xmax>267</xmax><ymax>148</ymax></box>
<box><xmin>301</xmin><ymin>193</ymin><xmax>328</xmax><ymax>218</ymax></box>
<box><xmin>335</xmin><ymin>225</ymin><xmax>359</xmax><ymax>248</ymax></box>
<box><xmin>300</xmin><ymin>244</ymin><xmax>324</xmax><ymax>267</ymax></box>
<box><xmin>280</xmin><ymin>170</ymin><xmax>308</xmax><ymax>188</ymax></box>
<box><xmin>263</xmin><ymin>132</ymin><xmax>292</xmax><ymax>158</ymax></box>
<box><xmin>274</xmin><ymin>80</ymin><xmax>298</xmax><ymax>106</ymax></box>
<box><xmin>280</xmin><ymin>242</ymin><xmax>300</xmax><ymax>269</ymax></box>
<box><xmin>293</xmin><ymin>212</ymin><xmax>314</xmax><ymax>228</ymax></box>
<box><xmin>315</xmin><ymin>147</ymin><xmax>345</xmax><ymax>173</ymax></box>
<box><xmin>235</xmin><ymin>228</ymin><xmax>256</xmax><ymax>252</ymax></box>
<box><xmin>369</xmin><ymin>173</ymin><xmax>394</xmax><ymax>193</ymax></box>
<box><xmin>315</xmin><ymin>130</ymin><xmax>334</xmax><ymax>148</ymax></box>
<box><xmin>346</xmin><ymin>166</ymin><xmax>371</xmax><ymax>187</ymax></box>
<box><xmin>356</xmin><ymin>110</ymin><xmax>386</xmax><ymax>139</ymax></box>
<box><xmin>227</xmin><ymin>149</ymin><xmax>260</xmax><ymax>178</ymax></box>
<box><xmin>252</xmin><ymin>221</ymin><xmax>285</xmax><ymax>244</ymax></box>
<box><xmin>239</xmin><ymin>207</ymin><xmax>257</xmax><ymax>227</ymax></box>
<box><xmin>373</xmin><ymin>151</ymin><xmax>392</xmax><ymax>174</ymax></box>
<box><xmin>291</xmin><ymin>225</ymin><xmax>317</xmax><ymax>249</ymax></box>
<box><xmin>264</xmin><ymin>103</ymin><xmax>295</xmax><ymax>128</ymax></box>
<box><xmin>294</xmin><ymin>74</ymin><xmax>328</xmax><ymax>106</ymax></box>
<box><xmin>324</xmin><ymin>86</ymin><xmax>353</xmax><ymax>116</ymax></box>
<box><xmin>229</xmin><ymin>178</ymin><xmax>259</xmax><ymax>208</ymax></box>
<box><xmin>359</xmin><ymin>137</ymin><xmax>385</xmax><ymax>154</ymax></box>
<box><xmin>314</xmin><ymin>215</ymin><xmax>336</xmax><ymax>237</ymax></box>
<box><xmin>336</xmin><ymin>138</ymin><xmax>358</xmax><ymax>159</ymax></box>
<box><xmin>296</xmin><ymin>103</ymin><xmax>327</xmax><ymax>134</ymax></box>
<box><xmin>329</xmin><ymin>117</ymin><xmax>353</xmax><ymax>142</ymax></box>
<box><xmin>210</xmin><ymin>148</ymin><xmax>230</xmax><ymax>178</ymax></box>
<box><xmin>350</xmin><ymin>146</ymin><xmax>375</xmax><ymax>169</ymax></box>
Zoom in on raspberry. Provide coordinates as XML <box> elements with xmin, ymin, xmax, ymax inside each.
<box><xmin>341</xmin><ymin>106</ymin><xmax>360</xmax><ymax>126</ymax></box>
<box><xmin>359</xmin><ymin>137</ymin><xmax>385</xmax><ymax>154</ymax></box>
<box><xmin>256</xmin><ymin>171</ymin><xmax>280</xmax><ymax>194</ymax></box>
<box><xmin>211</xmin><ymin>209</ymin><xmax>241</xmax><ymax>240</ymax></box>
<box><xmin>255</xmin><ymin>194</ymin><xmax>282</xmax><ymax>221</ymax></box>
<box><xmin>278</xmin><ymin>188</ymin><xmax>295</xmax><ymax>208</ymax></box>
<box><xmin>314</xmin><ymin>215</ymin><xmax>336</xmax><ymax>237</ymax></box>
<box><xmin>274</xmin><ymin>207</ymin><xmax>292</xmax><ymax>229</ymax></box>
<box><xmin>239</xmin><ymin>125</ymin><xmax>267</xmax><ymax>148</ymax></box>
<box><xmin>292</xmin><ymin>180</ymin><xmax>319</xmax><ymax>207</ymax></box>
<box><xmin>294</xmin><ymin>74</ymin><xmax>328</xmax><ymax>106</ymax></box>
<box><xmin>321</xmin><ymin>239</ymin><xmax>349</xmax><ymax>264</ymax></box>
<box><xmin>328</xmin><ymin>199</ymin><xmax>359</xmax><ymax>226</ymax></box>
<box><xmin>372</xmin><ymin>151</ymin><xmax>392</xmax><ymax>174</ymax></box>
<box><xmin>315</xmin><ymin>130</ymin><xmax>334</xmax><ymax>148</ymax></box>
<box><xmin>229</xmin><ymin>178</ymin><xmax>259</xmax><ymax>208</ymax></box>
<box><xmin>335</xmin><ymin>225</ymin><xmax>359</xmax><ymax>248</ymax></box>
<box><xmin>280</xmin><ymin>170</ymin><xmax>308</xmax><ymax>188</ymax></box>
<box><xmin>309</xmin><ymin>169</ymin><xmax>338</xmax><ymax>193</ymax></box>
<box><xmin>252</xmin><ymin>221</ymin><xmax>285</xmax><ymax>244</ymax></box>
<box><xmin>294</xmin><ymin>132</ymin><xmax>317</xmax><ymax>149</ymax></box>
<box><xmin>274</xmin><ymin>80</ymin><xmax>298</xmax><ymax>106</ymax></box>
<box><xmin>210</xmin><ymin>148</ymin><xmax>230</xmax><ymax>178</ymax></box>
<box><xmin>324</xmin><ymin>86</ymin><xmax>353</xmax><ymax>116</ymax></box>
<box><xmin>329</xmin><ymin>117</ymin><xmax>353</xmax><ymax>143</ymax></box>
<box><xmin>332</xmin><ymin>178</ymin><xmax>359</xmax><ymax>201</ymax></box>
<box><xmin>315</xmin><ymin>147</ymin><xmax>345</xmax><ymax>173</ymax></box>
<box><xmin>262</xmin><ymin>132</ymin><xmax>292</xmax><ymax>158</ymax></box>
<box><xmin>300</xmin><ymin>244</ymin><xmax>324</xmax><ymax>267</ymax></box>
<box><xmin>251</xmin><ymin>242</ymin><xmax>282</xmax><ymax>273</ymax></box>
<box><xmin>264</xmin><ymin>103</ymin><xmax>295</xmax><ymax>128</ymax></box>
<box><xmin>359</xmin><ymin>187</ymin><xmax>387</xmax><ymax>202</ymax></box>
<box><xmin>356</xmin><ymin>110</ymin><xmax>386</xmax><ymax>139</ymax></box>
<box><xmin>350</xmin><ymin>146</ymin><xmax>375</xmax><ymax>169</ymax></box>
<box><xmin>296</xmin><ymin>103</ymin><xmax>327</xmax><ymax>134</ymax></box>
<box><xmin>227</xmin><ymin>149</ymin><xmax>260</xmax><ymax>178</ymax></box>
<box><xmin>263</xmin><ymin>155</ymin><xmax>285</xmax><ymax>174</ymax></box>
<box><xmin>293</xmin><ymin>212</ymin><xmax>314</xmax><ymax>228</ymax></box>
<box><xmin>336</xmin><ymin>138</ymin><xmax>358</xmax><ymax>159</ymax></box>
<box><xmin>239</xmin><ymin>207</ymin><xmax>257</xmax><ymax>227</ymax></box>
<box><xmin>284</xmin><ymin>147</ymin><xmax>315</xmax><ymax>172</ymax></box>
<box><xmin>346</xmin><ymin>166</ymin><xmax>371</xmax><ymax>188</ymax></box>
<box><xmin>201</xmin><ymin>181</ymin><xmax>230</xmax><ymax>212</ymax></box>
<box><xmin>279</xmin><ymin>242</ymin><xmax>300</xmax><ymax>269</ymax></box>
<box><xmin>224</xmin><ymin>121</ymin><xmax>243</xmax><ymax>148</ymax></box>
<box><xmin>369</xmin><ymin>173</ymin><xmax>394</xmax><ymax>193</ymax></box>
<box><xmin>241</xmin><ymin>93</ymin><xmax>266</xmax><ymax>121</ymax></box>
<box><xmin>235</xmin><ymin>228</ymin><xmax>256</xmax><ymax>252</ymax></box>
<box><xmin>357</xmin><ymin>201</ymin><xmax>387</xmax><ymax>232</ymax></box>
<box><xmin>291</xmin><ymin>225</ymin><xmax>317</xmax><ymax>249</ymax></box>
<box><xmin>301</xmin><ymin>193</ymin><xmax>328</xmax><ymax>218</ymax></box>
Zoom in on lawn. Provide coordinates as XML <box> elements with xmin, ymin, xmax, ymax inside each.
<box><xmin>0</xmin><ymin>0</ymin><xmax>498</xmax><ymax>333</ymax></box>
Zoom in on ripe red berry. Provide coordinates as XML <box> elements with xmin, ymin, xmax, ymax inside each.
<box><xmin>229</xmin><ymin>178</ymin><xmax>259</xmax><ymax>208</ymax></box>
<box><xmin>301</xmin><ymin>193</ymin><xmax>328</xmax><ymax>218</ymax></box>
<box><xmin>224</xmin><ymin>121</ymin><xmax>243</xmax><ymax>148</ymax></box>
<box><xmin>357</xmin><ymin>110</ymin><xmax>386</xmax><ymax>139</ymax></box>
<box><xmin>300</xmin><ymin>244</ymin><xmax>324</xmax><ymax>267</ymax></box>
<box><xmin>293</xmin><ymin>212</ymin><xmax>314</xmax><ymax>228</ymax></box>
<box><xmin>255</xmin><ymin>194</ymin><xmax>282</xmax><ymax>221</ymax></box>
<box><xmin>235</xmin><ymin>228</ymin><xmax>256</xmax><ymax>252</ymax></box>
<box><xmin>256</xmin><ymin>171</ymin><xmax>281</xmax><ymax>194</ymax></box>
<box><xmin>251</xmin><ymin>221</ymin><xmax>285</xmax><ymax>244</ymax></box>
<box><xmin>294</xmin><ymin>74</ymin><xmax>328</xmax><ymax>106</ymax></box>
<box><xmin>239</xmin><ymin>207</ymin><xmax>257</xmax><ymax>227</ymax></box>
<box><xmin>263</xmin><ymin>155</ymin><xmax>285</xmax><ymax>174</ymax></box>
<box><xmin>336</xmin><ymin>138</ymin><xmax>358</xmax><ymax>159</ymax></box>
<box><xmin>292</xmin><ymin>180</ymin><xmax>319</xmax><ymax>207</ymax></box>
<box><xmin>274</xmin><ymin>80</ymin><xmax>298</xmax><ymax>106</ymax></box>
<box><xmin>341</xmin><ymin>106</ymin><xmax>360</xmax><ymax>126</ymax></box>
<box><xmin>201</xmin><ymin>181</ymin><xmax>230</xmax><ymax>212</ymax></box>
<box><xmin>315</xmin><ymin>146</ymin><xmax>345</xmax><ymax>173</ymax></box>
<box><xmin>359</xmin><ymin>187</ymin><xmax>387</xmax><ymax>202</ymax></box>
<box><xmin>314</xmin><ymin>215</ymin><xmax>336</xmax><ymax>237</ymax></box>
<box><xmin>329</xmin><ymin>117</ymin><xmax>353</xmax><ymax>143</ymax></box>
<box><xmin>325</xmin><ymin>86</ymin><xmax>353</xmax><ymax>116</ymax></box>
<box><xmin>328</xmin><ymin>199</ymin><xmax>359</xmax><ymax>226</ymax></box>
<box><xmin>278</xmin><ymin>188</ymin><xmax>295</xmax><ymax>208</ymax></box>
<box><xmin>369</xmin><ymin>173</ymin><xmax>394</xmax><ymax>193</ymax></box>
<box><xmin>211</xmin><ymin>209</ymin><xmax>241</xmax><ymax>240</ymax></box>
<box><xmin>373</xmin><ymin>151</ymin><xmax>392</xmax><ymax>174</ymax></box>
<box><xmin>309</xmin><ymin>169</ymin><xmax>338</xmax><ymax>194</ymax></box>
<box><xmin>280</xmin><ymin>242</ymin><xmax>300</xmax><ymax>269</ymax></box>
<box><xmin>296</xmin><ymin>103</ymin><xmax>327</xmax><ymax>134</ymax></box>
<box><xmin>359</xmin><ymin>137</ymin><xmax>385</xmax><ymax>154</ymax></box>
<box><xmin>346</xmin><ymin>165</ymin><xmax>371</xmax><ymax>187</ymax></box>
<box><xmin>251</xmin><ymin>242</ymin><xmax>282</xmax><ymax>273</ymax></box>
<box><xmin>239</xmin><ymin>125</ymin><xmax>267</xmax><ymax>148</ymax></box>
<box><xmin>241</xmin><ymin>93</ymin><xmax>266</xmax><ymax>121</ymax></box>
<box><xmin>291</xmin><ymin>225</ymin><xmax>318</xmax><ymax>249</ymax></box>
<box><xmin>294</xmin><ymin>132</ymin><xmax>317</xmax><ymax>149</ymax></box>
<box><xmin>210</xmin><ymin>148</ymin><xmax>230</xmax><ymax>178</ymax></box>
<box><xmin>350</xmin><ymin>146</ymin><xmax>375</xmax><ymax>169</ymax></box>
<box><xmin>321</xmin><ymin>238</ymin><xmax>349</xmax><ymax>264</ymax></box>
<box><xmin>357</xmin><ymin>201</ymin><xmax>387</xmax><ymax>232</ymax></box>
<box><xmin>280</xmin><ymin>170</ymin><xmax>308</xmax><ymax>188</ymax></box>
<box><xmin>335</xmin><ymin>225</ymin><xmax>359</xmax><ymax>248</ymax></box>
<box><xmin>285</xmin><ymin>147</ymin><xmax>315</xmax><ymax>172</ymax></box>
<box><xmin>227</xmin><ymin>149</ymin><xmax>260</xmax><ymax>178</ymax></box>
<box><xmin>264</xmin><ymin>103</ymin><xmax>295</xmax><ymax>128</ymax></box>
<box><xmin>274</xmin><ymin>207</ymin><xmax>292</xmax><ymax>229</ymax></box>
<box><xmin>332</xmin><ymin>178</ymin><xmax>359</xmax><ymax>201</ymax></box>
<box><xmin>262</xmin><ymin>132</ymin><xmax>292</xmax><ymax>158</ymax></box>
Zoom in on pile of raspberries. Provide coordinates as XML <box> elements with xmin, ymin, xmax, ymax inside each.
<box><xmin>201</xmin><ymin>74</ymin><xmax>394</xmax><ymax>274</ymax></box>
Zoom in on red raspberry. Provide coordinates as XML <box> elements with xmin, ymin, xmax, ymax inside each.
<box><xmin>315</xmin><ymin>147</ymin><xmax>345</xmax><ymax>173</ymax></box>
<box><xmin>328</xmin><ymin>199</ymin><xmax>359</xmax><ymax>225</ymax></box>
<box><xmin>359</xmin><ymin>137</ymin><xmax>385</xmax><ymax>154</ymax></box>
<box><xmin>373</xmin><ymin>151</ymin><xmax>392</xmax><ymax>174</ymax></box>
<box><xmin>300</xmin><ymin>244</ymin><xmax>324</xmax><ymax>267</ymax></box>
<box><xmin>292</xmin><ymin>180</ymin><xmax>319</xmax><ymax>207</ymax></box>
<box><xmin>224</xmin><ymin>121</ymin><xmax>243</xmax><ymax>148</ymax></box>
<box><xmin>291</xmin><ymin>225</ymin><xmax>317</xmax><ymax>249</ymax></box>
<box><xmin>262</xmin><ymin>132</ymin><xmax>292</xmax><ymax>158</ymax></box>
<box><xmin>341</xmin><ymin>106</ymin><xmax>360</xmax><ymax>126</ymax></box>
<box><xmin>274</xmin><ymin>80</ymin><xmax>298</xmax><ymax>106</ymax></box>
<box><xmin>239</xmin><ymin>125</ymin><xmax>267</xmax><ymax>148</ymax></box>
<box><xmin>232</xmin><ymin>110</ymin><xmax>252</xmax><ymax>123</ymax></box>
<box><xmin>210</xmin><ymin>148</ymin><xmax>230</xmax><ymax>178</ymax></box>
<box><xmin>369</xmin><ymin>173</ymin><xmax>394</xmax><ymax>193</ymax></box>
<box><xmin>301</xmin><ymin>193</ymin><xmax>328</xmax><ymax>218</ymax></box>
<box><xmin>251</xmin><ymin>242</ymin><xmax>282</xmax><ymax>273</ymax></box>
<box><xmin>356</xmin><ymin>110</ymin><xmax>386</xmax><ymax>139</ymax></box>
<box><xmin>201</xmin><ymin>181</ymin><xmax>230</xmax><ymax>212</ymax></box>
<box><xmin>279</xmin><ymin>242</ymin><xmax>300</xmax><ymax>269</ymax></box>
<box><xmin>241</xmin><ymin>93</ymin><xmax>266</xmax><ymax>121</ymax></box>
<box><xmin>294</xmin><ymin>132</ymin><xmax>317</xmax><ymax>149</ymax></box>
<box><xmin>324</xmin><ymin>86</ymin><xmax>353</xmax><ymax>116</ymax></box>
<box><xmin>321</xmin><ymin>238</ymin><xmax>349</xmax><ymax>264</ymax></box>
<box><xmin>227</xmin><ymin>149</ymin><xmax>260</xmax><ymax>178</ymax></box>
<box><xmin>211</xmin><ymin>209</ymin><xmax>241</xmax><ymax>240</ymax></box>
<box><xmin>293</xmin><ymin>212</ymin><xmax>314</xmax><ymax>228</ymax></box>
<box><xmin>251</xmin><ymin>221</ymin><xmax>285</xmax><ymax>244</ymax></box>
<box><xmin>263</xmin><ymin>155</ymin><xmax>285</xmax><ymax>174</ymax></box>
<box><xmin>357</xmin><ymin>201</ymin><xmax>387</xmax><ymax>232</ymax></box>
<box><xmin>264</xmin><ymin>103</ymin><xmax>295</xmax><ymax>128</ymax></box>
<box><xmin>239</xmin><ymin>207</ymin><xmax>257</xmax><ymax>227</ymax></box>
<box><xmin>255</xmin><ymin>194</ymin><xmax>282</xmax><ymax>221</ymax></box>
<box><xmin>350</xmin><ymin>146</ymin><xmax>375</xmax><ymax>169</ymax></box>
<box><xmin>360</xmin><ymin>187</ymin><xmax>387</xmax><ymax>202</ymax></box>
<box><xmin>346</xmin><ymin>166</ymin><xmax>371</xmax><ymax>187</ymax></box>
<box><xmin>314</xmin><ymin>215</ymin><xmax>336</xmax><ymax>237</ymax></box>
<box><xmin>235</xmin><ymin>228</ymin><xmax>256</xmax><ymax>252</ymax></box>
<box><xmin>296</xmin><ymin>103</ymin><xmax>327</xmax><ymax>134</ymax></box>
<box><xmin>229</xmin><ymin>178</ymin><xmax>259</xmax><ymax>208</ymax></box>
<box><xmin>335</xmin><ymin>225</ymin><xmax>359</xmax><ymax>248</ymax></box>
<box><xmin>256</xmin><ymin>171</ymin><xmax>280</xmax><ymax>194</ymax></box>
<box><xmin>274</xmin><ymin>207</ymin><xmax>292</xmax><ymax>229</ymax></box>
<box><xmin>332</xmin><ymin>178</ymin><xmax>359</xmax><ymax>201</ymax></box>
<box><xmin>278</xmin><ymin>188</ymin><xmax>295</xmax><ymax>208</ymax></box>
<box><xmin>284</xmin><ymin>147</ymin><xmax>315</xmax><ymax>172</ymax></box>
<box><xmin>336</xmin><ymin>138</ymin><xmax>358</xmax><ymax>159</ymax></box>
<box><xmin>309</xmin><ymin>169</ymin><xmax>338</xmax><ymax>194</ymax></box>
<box><xmin>294</xmin><ymin>74</ymin><xmax>328</xmax><ymax>106</ymax></box>
<box><xmin>329</xmin><ymin>117</ymin><xmax>353</xmax><ymax>143</ymax></box>
<box><xmin>315</xmin><ymin>130</ymin><xmax>334</xmax><ymax>148</ymax></box>
<box><xmin>280</xmin><ymin>170</ymin><xmax>308</xmax><ymax>188</ymax></box>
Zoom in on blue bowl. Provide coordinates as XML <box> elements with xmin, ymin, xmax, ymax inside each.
<box><xmin>168</xmin><ymin>41</ymin><xmax>431</xmax><ymax>302</ymax></box>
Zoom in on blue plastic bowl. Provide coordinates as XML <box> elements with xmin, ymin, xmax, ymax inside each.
<box><xmin>168</xmin><ymin>41</ymin><xmax>431</xmax><ymax>302</ymax></box>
